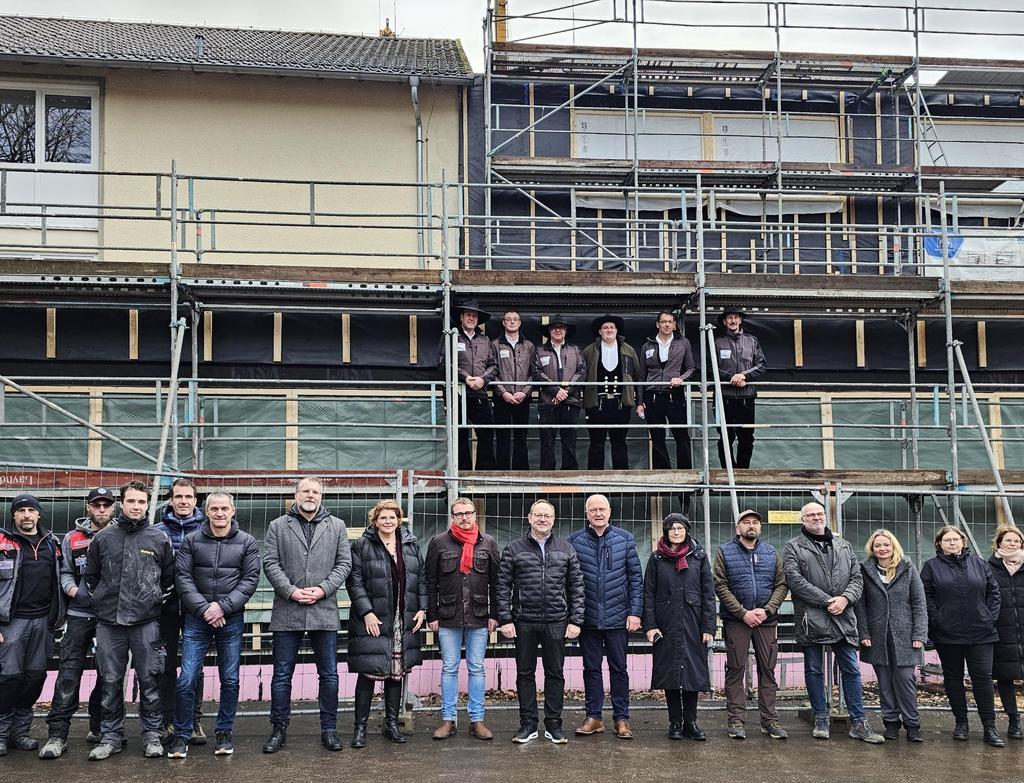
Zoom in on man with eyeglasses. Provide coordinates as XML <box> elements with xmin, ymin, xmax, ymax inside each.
<box><xmin>39</xmin><ymin>488</ymin><xmax>116</xmax><ymax>759</ymax></box>
<box><xmin>497</xmin><ymin>500</ymin><xmax>585</xmax><ymax>745</ymax></box>
<box><xmin>783</xmin><ymin>502</ymin><xmax>884</xmax><ymax>744</ymax></box>
<box><xmin>425</xmin><ymin>497</ymin><xmax>500</xmax><ymax>740</ymax></box>
<box><xmin>491</xmin><ymin>310</ymin><xmax>535</xmax><ymax>470</ymax></box>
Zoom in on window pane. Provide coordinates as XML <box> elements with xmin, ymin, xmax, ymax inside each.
<box><xmin>0</xmin><ymin>89</ymin><xmax>36</xmax><ymax>163</ymax></box>
<box><xmin>45</xmin><ymin>94</ymin><xmax>91</xmax><ymax>164</ymax></box>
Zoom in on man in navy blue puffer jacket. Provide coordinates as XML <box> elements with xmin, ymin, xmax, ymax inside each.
<box><xmin>568</xmin><ymin>494</ymin><xmax>643</xmax><ymax>739</ymax></box>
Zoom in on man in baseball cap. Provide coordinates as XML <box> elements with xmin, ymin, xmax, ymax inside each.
<box><xmin>0</xmin><ymin>494</ymin><xmax>66</xmax><ymax>757</ymax></box>
<box><xmin>39</xmin><ymin>489</ymin><xmax>117</xmax><ymax>758</ymax></box>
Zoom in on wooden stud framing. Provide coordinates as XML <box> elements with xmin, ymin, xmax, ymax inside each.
<box><xmin>855</xmin><ymin>320</ymin><xmax>866</xmax><ymax>368</ymax></box>
<box><xmin>916</xmin><ymin>320</ymin><xmax>927</xmax><ymax>367</ymax></box>
<box><xmin>977</xmin><ymin>321</ymin><xmax>988</xmax><ymax>368</ymax></box>
<box><xmin>877</xmin><ymin>197</ymin><xmax>886</xmax><ymax>274</ymax></box>
<box><xmin>530</xmin><ymin>194</ymin><xmax>537</xmax><ymax>270</ymax></box>
<box><xmin>838</xmin><ymin>91</ymin><xmax>847</xmax><ymax>163</ymax></box>
<box><xmin>409</xmin><ymin>315</ymin><xmax>419</xmax><ymax>365</ymax></box>
<box><xmin>848</xmin><ymin>198</ymin><xmax>858</xmax><ymax>273</ymax></box>
<box><xmin>793</xmin><ymin>213</ymin><xmax>800</xmax><ymax>274</ymax></box>
<box><xmin>272</xmin><ymin>312</ymin><xmax>283</xmax><ymax>363</ymax></box>
<box><xmin>596</xmin><ymin>208</ymin><xmax>604</xmax><ymax>270</ymax></box>
<box><xmin>725</xmin><ymin>87</ymin><xmax>732</xmax><ymax>99</ymax></box>
<box><xmin>825</xmin><ymin>210</ymin><xmax>834</xmax><ymax>273</ymax></box>
<box><xmin>128</xmin><ymin>309</ymin><xmax>139</xmax><ymax>361</ymax></box>
<box><xmin>46</xmin><ymin>308</ymin><xmax>56</xmax><ymax>358</ymax></box>
<box><xmin>528</xmin><ymin>83</ymin><xmax>536</xmax><ymax>158</ymax></box>
<box><xmin>793</xmin><ymin>319</ymin><xmax>804</xmax><ymax>368</ymax></box>
<box><xmin>568</xmin><ymin>84</ymin><xmax>576</xmax><ymax>157</ymax></box>
<box><xmin>649</xmin><ymin>494</ymin><xmax>664</xmax><ymax>551</ymax></box>
<box><xmin>701</xmin><ymin>112</ymin><xmax>715</xmax><ymax>160</ymax></box>
<box><xmin>285</xmin><ymin>391</ymin><xmax>299</xmax><ymax>470</ymax></box>
<box><xmin>820</xmin><ymin>394</ymin><xmax>836</xmax><ymax>469</ymax></box>
<box><xmin>341</xmin><ymin>313</ymin><xmax>351</xmax><ymax>364</ymax></box>
<box><xmin>719</xmin><ymin>207</ymin><xmax>727</xmax><ymax>272</ymax></box>
<box><xmin>203</xmin><ymin>311</ymin><xmax>213</xmax><ymax>362</ymax></box>
<box><xmin>87</xmin><ymin>392</ymin><xmax>103</xmax><ymax>467</ymax></box>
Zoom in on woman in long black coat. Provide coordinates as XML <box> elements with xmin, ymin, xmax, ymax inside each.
<box><xmin>920</xmin><ymin>525</ymin><xmax>1003</xmax><ymax>747</ymax></box>
<box><xmin>988</xmin><ymin>525</ymin><xmax>1024</xmax><ymax>740</ymax></box>
<box><xmin>642</xmin><ymin>513</ymin><xmax>716</xmax><ymax>741</ymax></box>
<box><xmin>346</xmin><ymin>500</ymin><xmax>427</xmax><ymax>748</ymax></box>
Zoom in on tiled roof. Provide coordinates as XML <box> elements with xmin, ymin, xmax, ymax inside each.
<box><xmin>0</xmin><ymin>15</ymin><xmax>472</xmax><ymax>81</ymax></box>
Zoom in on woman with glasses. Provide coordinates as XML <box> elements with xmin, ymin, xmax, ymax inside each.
<box><xmin>346</xmin><ymin>500</ymin><xmax>427</xmax><ymax>748</ymax></box>
<box><xmin>921</xmin><ymin>525</ymin><xmax>1003</xmax><ymax>746</ymax></box>
<box><xmin>988</xmin><ymin>525</ymin><xmax>1024</xmax><ymax>740</ymax></box>
<box><xmin>855</xmin><ymin>529</ymin><xmax>927</xmax><ymax>742</ymax></box>
<box><xmin>642</xmin><ymin>513</ymin><xmax>715</xmax><ymax>740</ymax></box>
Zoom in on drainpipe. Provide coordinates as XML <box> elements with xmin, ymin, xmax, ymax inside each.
<box><xmin>410</xmin><ymin>76</ymin><xmax>426</xmax><ymax>269</ymax></box>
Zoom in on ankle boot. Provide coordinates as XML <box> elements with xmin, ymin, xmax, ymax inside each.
<box><xmin>382</xmin><ymin>682</ymin><xmax>407</xmax><ymax>744</ymax></box>
<box><xmin>983</xmin><ymin>722</ymin><xmax>1006</xmax><ymax>748</ymax></box>
<box><xmin>953</xmin><ymin>716</ymin><xmax>969</xmax><ymax>741</ymax></box>
<box><xmin>883</xmin><ymin>719</ymin><xmax>901</xmax><ymax>741</ymax></box>
<box><xmin>1007</xmin><ymin>714</ymin><xmax>1022</xmax><ymax>740</ymax></box>
<box><xmin>351</xmin><ymin>678</ymin><xmax>373</xmax><ymax>749</ymax></box>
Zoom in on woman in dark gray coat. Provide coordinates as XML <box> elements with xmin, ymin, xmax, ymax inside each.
<box><xmin>642</xmin><ymin>513</ymin><xmax>716</xmax><ymax>741</ymax></box>
<box><xmin>346</xmin><ymin>500</ymin><xmax>427</xmax><ymax>748</ymax></box>
<box><xmin>855</xmin><ymin>529</ymin><xmax>927</xmax><ymax>742</ymax></box>
<box><xmin>988</xmin><ymin>525</ymin><xmax>1024</xmax><ymax>740</ymax></box>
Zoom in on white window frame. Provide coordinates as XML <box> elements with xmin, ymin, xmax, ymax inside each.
<box><xmin>0</xmin><ymin>79</ymin><xmax>100</xmax><ymax>170</ymax></box>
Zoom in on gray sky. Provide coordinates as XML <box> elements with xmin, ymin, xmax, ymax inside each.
<box><xmin>4</xmin><ymin>0</ymin><xmax>1023</xmax><ymax>73</ymax></box>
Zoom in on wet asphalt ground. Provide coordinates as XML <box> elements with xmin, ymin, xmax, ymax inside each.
<box><xmin>3</xmin><ymin>707</ymin><xmax>1024</xmax><ymax>783</ymax></box>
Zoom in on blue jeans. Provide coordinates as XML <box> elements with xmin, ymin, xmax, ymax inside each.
<box><xmin>438</xmin><ymin>626</ymin><xmax>488</xmax><ymax>722</ymax></box>
<box><xmin>269</xmin><ymin>629</ymin><xmax>338</xmax><ymax>732</ymax></box>
<box><xmin>174</xmin><ymin>613</ymin><xmax>244</xmax><ymax>740</ymax></box>
<box><xmin>580</xmin><ymin>628</ymin><xmax>630</xmax><ymax>721</ymax></box>
<box><xmin>803</xmin><ymin>642</ymin><xmax>865</xmax><ymax>720</ymax></box>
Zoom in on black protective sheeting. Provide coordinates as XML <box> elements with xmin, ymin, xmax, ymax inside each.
<box><xmin>55</xmin><ymin>309</ymin><xmax>127</xmax><ymax>361</ymax></box>
<box><xmin>801</xmin><ymin>318</ymin><xmax>856</xmax><ymax>370</ymax></box>
<box><xmin>209</xmin><ymin>312</ymin><xmax>273</xmax><ymax>364</ymax></box>
<box><xmin>0</xmin><ymin>307</ymin><xmax>46</xmax><ymax>360</ymax></box>
<box><xmin>467</xmin><ymin>77</ymin><xmax>486</xmax><ymax>270</ymax></box>
<box><xmin>981</xmin><ymin>321</ymin><xmax>1024</xmax><ymax>371</ymax></box>
<box><xmin>281</xmin><ymin>314</ymin><xmax>341</xmax><ymax>365</ymax></box>
<box><xmin>923</xmin><ymin>319</ymin><xmax>979</xmax><ymax>371</ymax></box>
<box><xmin>415</xmin><ymin>315</ymin><xmax>442</xmax><ymax>367</ymax></box>
<box><xmin>348</xmin><ymin>312</ymin><xmax>420</xmax><ymax>367</ymax></box>
<box><xmin>864</xmin><ymin>319</ymin><xmax>912</xmax><ymax>371</ymax></box>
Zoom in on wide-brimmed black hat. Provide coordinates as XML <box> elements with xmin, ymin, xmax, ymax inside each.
<box><xmin>456</xmin><ymin>299</ymin><xmax>491</xmax><ymax>324</ymax></box>
<box><xmin>591</xmin><ymin>313</ymin><xmax>625</xmax><ymax>336</ymax></box>
<box><xmin>717</xmin><ymin>304</ymin><xmax>747</xmax><ymax>325</ymax></box>
<box><xmin>540</xmin><ymin>314</ymin><xmax>576</xmax><ymax>338</ymax></box>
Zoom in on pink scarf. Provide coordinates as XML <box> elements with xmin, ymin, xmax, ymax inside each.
<box><xmin>996</xmin><ymin>547</ymin><xmax>1024</xmax><ymax>576</ymax></box>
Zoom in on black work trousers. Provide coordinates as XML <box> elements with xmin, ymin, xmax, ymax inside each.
<box><xmin>645</xmin><ymin>391</ymin><xmax>692</xmax><ymax>469</ymax></box>
<box><xmin>718</xmin><ymin>396</ymin><xmax>756</xmax><ymax>469</ymax></box>
<box><xmin>493</xmin><ymin>396</ymin><xmax>531</xmax><ymax>470</ymax></box>
<box><xmin>458</xmin><ymin>395</ymin><xmax>496</xmax><ymax>471</ymax></box>
<box><xmin>585</xmin><ymin>401</ymin><xmax>631</xmax><ymax>470</ymax></box>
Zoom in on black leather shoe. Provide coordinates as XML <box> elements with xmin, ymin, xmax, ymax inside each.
<box><xmin>983</xmin><ymin>726</ymin><xmax>1006</xmax><ymax>748</ymax></box>
<box><xmin>382</xmin><ymin>721</ymin><xmax>407</xmax><ymax>744</ymax></box>
<box><xmin>262</xmin><ymin>729</ymin><xmax>287</xmax><ymax>753</ymax></box>
<box><xmin>11</xmin><ymin>736</ymin><xmax>39</xmax><ymax>751</ymax></box>
<box><xmin>351</xmin><ymin>724</ymin><xmax>367</xmax><ymax>749</ymax></box>
<box><xmin>667</xmin><ymin>722</ymin><xmax>684</xmax><ymax>740</ymax></box>
<box><xmin>953</xmin><ymin>718</ymin><xmax>969</xmax><ymax>741</ymax></box>
<box><xmin>1008</xmin><ymin>716</ymin><xmax>1023</xmax><ymax>740</ymax></box>
<box><xmin>883</xmin><ymin>720</ymin><xmax>901</xmax><ymax>741</ymax></box>
<box><xmin>682</xmin><ymin>720</ymin><xmax>707</xmax><ymax>741</ymax></box>
<box><xmin>905</xmin><ymin>724</ymin><xmax>924</xmax><ymax>743</ymax></box>
<box><xmin>321</xmin><ymin>731</ymin><xmax>343</xmax><ymax>751</ymax></box>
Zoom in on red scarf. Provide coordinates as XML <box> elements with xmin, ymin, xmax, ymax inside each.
<box><xmin>449</xmin><ymin>523</ymin><xmax>479</xmax><ymax>574</ymax></box>
<box><xmin>657</xmin><ymin>538</ymin><xmax>691</xmax><ymax>571</ymax></box>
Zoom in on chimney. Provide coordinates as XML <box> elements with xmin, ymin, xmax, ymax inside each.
<box><xmin>194</xmin><ymin>32</ymin><xmax>205</xmax><ymax>58</ymax></box>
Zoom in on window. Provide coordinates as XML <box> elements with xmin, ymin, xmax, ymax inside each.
<box><xmin>0</xmin><ymin>84</ymin><xmax>96</xmax><ymax>166</ymax></box>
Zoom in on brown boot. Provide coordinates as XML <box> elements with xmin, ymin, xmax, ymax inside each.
<box><xmin>614</xmin><ymin>719</ymin><xmax>634</xmax><ymax>739</ymax></box>
<box><xmin>432</xmin><ymin>720</ymin><xmax>457</xmax><ymax>740</ymax></box>
<box><xmin>575</xmin><ymin>717</ymin><xmax>605</xmax><ymax>735</ymax></box>
<box><xmin>469</xmin><ymin>721</ymin><xmax>493</xmax><ymax>740</ymax></box>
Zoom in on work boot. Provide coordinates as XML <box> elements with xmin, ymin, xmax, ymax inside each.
<box><xmin>262</xmin><ymin>728</ymin><xmax>286</xmax><ymax>753</ymax></box>
<box><xmin>85</xmin><ymin>730</ymin><xmax>102</xmax><ymax>744</ymax></box>
<box><xmin>849</xmin><ymin>718</ymin><xmax>885</xmax><ymax>744</ymax></box>
<box><xmin>321</xmin><ymin>731</ymin><xmax>343</xmax><ymax>751</ymax></box>
<box><xmin>143</xmin><ymin>737</ymin><xmax>165</xmax><ymax>758</ymax></box>
<box><xmin>11</xmin><ymin>735</ymin><xmax>39</xmax><ymax>751</ymax></box>
<box><xmin>88</xmin><ymin>740</ymin><xmax>124</xmax><ymax>761</ymax></box>
<box><xmin>470</xmin><ymin>721</ymin><xmax>493</xmax><ymax>740</ymax></box>
<box><xmin>39</xmin><ymin>737</ymin><xmax>67</xmax><ymax>759</ymax></box>
<box><xmin>682</xmin><ymin>720</ymin><xmax>706</xmax><ymax>741</ymax></box>
<box><xmin>727</xmin><ymin>721</ymin><xmax>746</xmax><ymax>739</ymax></box>
<box><xmin>983</xmin><ymin>724</ymin><xmax>1006</xmax><ymax>748</ymax></box>
<box><xmin>953</xmin><ymin>717</ymin><xmax>969</xmax><ymax>741</ymax></box>
<box><xmin>883</xmin><ymin>719</ymin><xmax>901</xmax><ymax>741</ymax></box>
<box><xmin>905</xmin><ymin>724</ymin><xmax>923</xmax><ymax>743</ymax></box>
<box><xmin>812</xmin><ymin>714</ymin><xmax>830</xmax><ymax>740</ymax></box>
<box><xmin>760</xmin><ymin>721</ymin><xmax>788</xmax><ymax>740</ymax></box>
<box><xmin>382</xmin><ymin>684</ymin><xmax>406</xmax><ymax>744</ymax></box>
<box><xmin>1008</xmin><ymin>715</ymin><xmax>1023</xmax><ymax>740</ymax></box>
<box><xmin>432</xmin><ymin>720</ymin><xmax>456</xmax><ymax>740</ymax></box>
<box><xmin>575</xmin><ymin>717</ymin><xmax>604</xmax><ymax>735</ymax></box>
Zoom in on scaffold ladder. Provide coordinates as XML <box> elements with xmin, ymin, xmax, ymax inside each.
<box><xmin>906</xmin><ymin>83</ymin><xmax>948</xmax><ymax>167</ymax></box>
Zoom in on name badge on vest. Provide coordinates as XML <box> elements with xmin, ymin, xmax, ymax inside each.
<box><xmin>645</xmin><ymin>348</ymin><xmax>655</xmax><ymax>358</ymax></box>
<box><xmin>457</xmin><ymin>342</ymin><xmax>467</xmax><ymax>352</ymax></box>
<box><xmin>499</xmin><ymin>349</ymin><xmax>510</xmax><ymax>359</ymax></box>
<box><xmin>719</xmin><ymin>349</ymin><xmax>732</xmax><ymax>359</ymax></box>
<box><xmin>539</xmin><ymin>355</ymin><xmax>551</xmax><ymax>366</ymax></box>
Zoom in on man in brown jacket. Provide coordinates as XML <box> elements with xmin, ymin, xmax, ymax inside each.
<box><xmin>455</xmin><ymin>300</ymin><xmax>497</xmax><ymax>471</ymax></box>
<box><xmin>426</xmin><ymin>497</ymin><xmax>499</xmax><ymax>740</ymax></box>
<box><xmin>713</xmin><ymin>509</ymin><xmax>789</xmax><ymax>740</ymax></box>
<box><xmin>491</xmin><ymin>310</ymin><xmax>535</xmax><ymax>471</ymax></box>
<box><xmin>532</xmin><ymin>314</ymin><xmax>586</xmax><ymax>471</ymax></box>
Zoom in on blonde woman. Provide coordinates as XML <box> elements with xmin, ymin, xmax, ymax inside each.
<box><xmin>346</xmin><ymin>500</ymin><xmax>427</xmax><ymax>748</ymax></box>
<box><xmin>854</xmin><ymin>530</ymin><xmax>927</xmax><ymax>742</ymax></box>
<box><xmin>988</xmin><ymin>526</ymin><xmax>1024</xmax><ymax>740</ymax></box>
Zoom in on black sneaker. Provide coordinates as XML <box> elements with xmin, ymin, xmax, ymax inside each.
<box><xmin>165</xmin><ymin>737</ymin><xmax>188</xmax><ymax>759</ymax></box>
<box><xmin>544</xmin><ymin>723</ymin><xmax>568</xmax><ymax>745</ymax></box>
<box><xmin>512</xmin><ymin>723</ymin><xmax>538</xmax><ymax>744</ymax></box>
<box><xmin>214</xmin><ymin>732</ymin><xmax>234</xmax><ymax>756</ymax></box>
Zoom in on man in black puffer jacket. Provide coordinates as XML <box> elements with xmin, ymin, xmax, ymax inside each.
<box><xmin>165</xmin><ymin>492</ymin><xmax>260</xmax><ymax>759</ymax></box>
<box><xmin>84</xmin><ymin>480</ymin><xmax>175</xmax><ymax>761</ymax></box>
<box><xmin>497</xmin><ymin>499</ymin><xmax>585</xmax><ymax>745</ymax></box>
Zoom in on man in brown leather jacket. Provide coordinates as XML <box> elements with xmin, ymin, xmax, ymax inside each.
<box><xmin>455</xmin><ymin>300</ymin><xmax>497</xmax><ymax>471</ymax></box>
<box><xmin>425</xmin><ymin>497</ymin><xmax>499</xmax><ymax>740</ymax></box>
<box><xmin>532</xmin><ymin>314</ymin><xmax>586</xmax><ymax>470</ymax></box>
<box><xmin>491</xmin><ymin>310</ymin><xmax>535</xmax><ymax>470</ymax></box>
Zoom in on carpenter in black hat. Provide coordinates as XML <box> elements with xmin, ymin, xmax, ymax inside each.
<box><xmin>717</xmin><ymin>304</ymin><xmax>747</xmax><ymax>327</ymax></box>
<box><xmin>86</xmin><ymin>487</ymin><xmax>115</xmax><ymax>505</ymax></box>
<box><xmin>10</xmin><ymin>493</ymin><xmax>41</xmax><ymax>515</ymax></box>
<box><xmin>456</xmin><ymin>299</ymin><xmax>491</xmax><ymax>325</ymax></box>
<box><xmin>540</xmin><ymin>314</ymin><xmax>576</xmax><ymax>339</ymax></box>
<box><xmin>591</xmin><ymin>313</ymin><xmax>625</xmax><ymax>337</ymax></box>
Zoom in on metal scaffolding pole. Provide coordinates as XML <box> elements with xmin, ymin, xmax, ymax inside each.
<box><xmin>169</xmin><ymin>159</ymin><xmax>181</xmax><ymax>470</ymax></box>
<box><xmin>952</xmin><ymin>341</ymin><xmax>1015</xmax><ymax>527</ymax></box>
<box><xmin>440</xmin><ymin>172</ymin><xmax>459</xmax><ymax>501</ymax></box>
<box><xmin>905</xmin><ymin>311</ymin><xmax>920</xmax><ymax>469</ymax></box>
<box><xmin>149</xmin><ymin>318</ymin><xmax>188</xmax><ymax>522</ymax></box>
<box><xmin>939</xmin><ymin>182</ymin><xmax>960</xmax><ymax>521</ymax></box>
<box><xmin>705</xmin><ymin>328</ymin><xmax>739</xmax><ymax>523</ymax></box>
